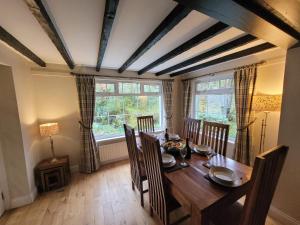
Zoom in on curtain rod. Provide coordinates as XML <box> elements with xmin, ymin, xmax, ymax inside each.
<box><xmin>181</xmin><ymin>61</ymin><xmax>266</xmax><ymax>81</ymax></box>
<box><xmin>70</xmin><ymin>72</ymin><xmax>174</xmax><ymax>82</ymax></box>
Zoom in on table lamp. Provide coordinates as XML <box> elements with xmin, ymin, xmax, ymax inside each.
<box><xmin>40</xmin><ymin>122</ymin><xmax>59</xmax><ymax>163</ymax></box>
<box><xmin>252</xmin><ymin>94</ymin><xmax>282</xmax><ymax>153</ymax></box>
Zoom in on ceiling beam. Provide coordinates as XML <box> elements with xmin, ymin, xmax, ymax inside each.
<box><xmin>170</xmin><ymin>42</ymin><xmax>275</xmax><ymax>77</ymax></box>
<box><xmin>173</xmin><ymin>0</ymin><xmax>298</xmax><ymax>49</ymax></box>
<box><xmin>233</xmin><ymin>0</ymin><xmax>300</xmax><ymax>41</ymax></box>
<box><xmin>137</xmin><ymin>22</ymin><xmax>229</xmax><ymax>75</ymax></box>
<box><xmin>156</xmin><ymin>34</ymin><xmax>257</xmax><ymax>76</ymax></box>
<box><xmin>25</xmin><ymin>0</ymin><xmax>75</xmax><ymax>69</ymax></box>
<box><xmin>96</xmin><ymin>0</ymin><xmax>119</xmax><ymax>72</ymax></box>
<box><xmin>118</xmin><ymin>4</ymin><xmax>191</xmax><ymax>73</ymax></box>
<box><xmin>0</xmin><ymin>26</ymin><xmax>46</xmax><ymax>67</ymax></box>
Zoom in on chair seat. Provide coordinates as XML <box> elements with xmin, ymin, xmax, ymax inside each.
<box><xmin>209</xmin><ymin>202</ymin><xmax>243</xmax><ymax>225</ymax></box>
<box><xmin>139</xmin><ymin>161</ymin><xmax>147</xmax><ymax>181</ymax></box>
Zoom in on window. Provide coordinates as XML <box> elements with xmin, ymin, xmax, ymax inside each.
<box><xmin>194</xmin><ymin>75</ymin><xmax>236</xmax><ymax>140</ymax></box>
<box><xmin>94</xmin><ymin>80</ymin><xmax>163</xmax><ymax>139</ymax></box>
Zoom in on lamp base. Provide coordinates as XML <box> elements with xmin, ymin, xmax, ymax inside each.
<box><xmin>50</xmin><ymin>157</ymin><xmax>58</xmax><ymax>163</ymax></box>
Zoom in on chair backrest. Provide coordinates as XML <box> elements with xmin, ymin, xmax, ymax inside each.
<box><xmin>137</xmin><ymin>115</ymin><xmax>155</xmax><ymax>133</ymax></box>
<box><xmin>240</xmin><ymin>145</ymin><xmax>289</xmax><ymax>225</ymax></box>
<box><xmin>182</xmin><ymin>117</ymin><xmax>201</xmax><ymax>144</ymax></box>
<box><xmin>124</xmin><ymin>124</ymin><xmax>141</xmax><ymax>187</ymax></box>
<box><xmin>201</xmin><ymin>121</ymin><xmax>229</xmax><ymax>156</ymax></box>
<box><xmin>140</xmin><ymin>131</ymin><xmax>167</xmax><ymax>225</ymax></box>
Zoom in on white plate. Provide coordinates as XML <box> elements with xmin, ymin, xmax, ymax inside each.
<box><xmin>208</xmin><ymin>166</ymin><xmax>243</xmax><ymax>188</ymax></box>
<box><xmin>163</xmin><ymin>160</ymin><xmax>176</xmax><ymax>168</ymax></box>
<box><xmin>193</xmin><ymin>145</ymin><xmax>211</xmax><ymax>154</ymax></box>
<box><xmin>162</xmin><ymin>154</ymin><xmax>175</xmax><ymax>164</ymax></box>
<box><xmin>169</xmin><ymin>134</ymin><xmax>180</xmax><ymax>141</ymax></box>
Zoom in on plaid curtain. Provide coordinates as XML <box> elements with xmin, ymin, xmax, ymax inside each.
<box><xmin>182</xmin><ymin>80</ymin><xmax>192</xmax><ymax>118</ymax></box>
<box><xmin>162</xmin><ymin>80</ymin><xmax>174</xmax><ymax>132</ymax></box>
<box><xmin>75</xmin><ymin>74</ymin><xmax>100</xmax><ymax>173</ymax></box>
<box><xmin>234</xmin><ymin>65</ymin><xmax>257</xmax><ymax>165</ymax></box>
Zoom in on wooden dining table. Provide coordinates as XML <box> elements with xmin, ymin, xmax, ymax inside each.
<box><xmin>137</xmin><ymin>134</ymin><xmax>252</xmax><ymax>225</ymax></box>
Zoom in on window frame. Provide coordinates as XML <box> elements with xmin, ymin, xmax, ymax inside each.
<box><xmin>94</xmin><ymin>78</ymin><xmax>164</xmax><ymax>140</ymax></box>
<box><xmin>192</xmin><ymin>74</ymin><xmax>236</xmax><ymax>141</ymax></box>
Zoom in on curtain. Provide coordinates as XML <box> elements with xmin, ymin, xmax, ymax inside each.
<box><xmin>182</xmin><ymin>79</ymin><xmax>192</xmax><ymax>118</ymax></box>
<box><xmin>75</xmin><ymin>74</ymin><xmax>100</xmax><ymax>173</ymax></box>
<box><xmin>162</xmin><ymin>80</ymin><xmax>174</xmax><ymax>132</ymax></box>
<box><xmin>234</xmin><ymin>65</ymin><xmax>257</xmax><ymax>165</ymax></box>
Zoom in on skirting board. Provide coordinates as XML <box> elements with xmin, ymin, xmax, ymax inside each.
<box><xmin>10</xmin><ymin>187</ymin><xmax>37</xmax><ymax>209</ymax></box>
<box><xmin>100</xmin><ymin>155</ymin><xmax>129</xmax><ymax>166</ymax></box>
<box><xmin>269</xmin><ymin>205</ymin><xmax>300</xmax><ymax>225</ymax></box>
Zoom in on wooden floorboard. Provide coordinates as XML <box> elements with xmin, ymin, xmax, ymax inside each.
<box><xmin>0</xmin><ymin>160</ymin><xmax>282</xmax><ymax>225</ymax></box>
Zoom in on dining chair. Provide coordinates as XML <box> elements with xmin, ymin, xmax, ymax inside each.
<box><xmin>200</xmin><ymin>121</ymin><xmax>229</xmax><ymax>156</ymax></box>
<box><xmin>207</xmin><ymin>145</ymin><xmax>289</xmax><ymax>225</ymax></box>
<box><xmin>182</xmin><ymin>117</ymin><xmax>201</xmax><ymax>145</ymax></box>
<box><xmin>139</xmin><ymin>132</ymin><xmax>189</xmax><ymax>225</ymax></box>
<box><xmin>137</xmin><ymin>115</ymin><xmax>155</xmax><ymax>133</ymax></box>
<box><xmin>123</xmin><ymin>124</ymin><xmax>148</xmax><ymax>207</ymax></box>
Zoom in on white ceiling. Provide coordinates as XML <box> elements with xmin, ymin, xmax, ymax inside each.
<box><xmin>0</xmin><ymin>0</ymin><xmax>286</xmax><ymax>76</ymax></box>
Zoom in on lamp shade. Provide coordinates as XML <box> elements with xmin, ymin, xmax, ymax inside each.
<box><xmin>252</xmin><ymin>94</ymin><xmax>282</xmax><ymax>112</ymax></box>
<box><xmin>39</xmin><ymin>123</ymin><xmax>59</xmax><ymax>137</ymax></box>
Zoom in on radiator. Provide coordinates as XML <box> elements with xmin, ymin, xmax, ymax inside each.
<box><xmin>99</xmin><ymin>141</ymin><xmax>129</xmax><ymax>164</ymax></box>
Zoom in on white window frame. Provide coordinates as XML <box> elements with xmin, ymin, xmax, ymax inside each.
<box><xmin>94</xmin><ymin>78</ymin><xmax>163</xmax><ymax>140</ymax></box>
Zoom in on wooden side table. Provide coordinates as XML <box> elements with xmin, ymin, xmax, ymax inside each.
<box><xmin>35</xmin><ymin>156</ymin><xmax>71</xmax><ymax>192</ymax></box>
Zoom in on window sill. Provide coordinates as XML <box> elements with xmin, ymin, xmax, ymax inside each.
<box><xmin>96</xmin><ymin>130</ymin><xmax>164</xmax><ymax>146</ymax></box>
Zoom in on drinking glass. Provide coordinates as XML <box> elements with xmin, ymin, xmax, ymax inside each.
<box><xmin>204</xmin><ymin>148</ymin><xmax>216</xmax><ymax>168</ymax></box>
<box><xmin>180</xmin><ymin>147</ymin><xmax>188</xmax><ymax>167</ymax></box>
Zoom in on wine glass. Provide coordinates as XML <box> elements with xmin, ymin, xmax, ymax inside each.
<box><xmin>180</xmin><ymin>147</ymin><xmax>188</xmax><ymax>167</ymax></box>
<box><xmin>204</xmin><ymin>147</ymin><xmax>215</xmax><ymax>168</ymax></box>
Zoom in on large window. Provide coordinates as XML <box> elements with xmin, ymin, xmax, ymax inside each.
<box><xmin>94</xmin><ymin>79</ymin><xmax>163</xmax><ymax>139</ymax></box>
<box><xmin>194</xmin><ymin>75</ymin><xmax>236</xmax><ymax>140</ymax></box>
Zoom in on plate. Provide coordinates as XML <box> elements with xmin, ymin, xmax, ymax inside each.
<box><xmin>193</xmin><ymin>145</ymin><xmax>211</xmax><ymax>155</ymax></box>
<box><xmin>162</xmin><ymin>141</ymin><xmax>185</xmax><ymax>150</ymax></box>
<box><xmin>162</xmin><ymin>154</ymin><xmax>175</xmax><ymax>164</ymax></box>
<box><xmin>163</xmin><ymin>159</ymin><xmax>176</xmax><ymax>168</ymax></box>
<box><xmin>208</xmin><ymin>166</ymin><xmax>243</xmax><ymax>188</ymax></box>
<box><xmin>169</xmin><ymin>134</ymin><xmax>180</xmax><ymax>141</ymax></box>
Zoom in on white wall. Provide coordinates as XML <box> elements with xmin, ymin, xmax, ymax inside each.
<box><xmin>272</xmin><ymin>47</ymin><xmax>300</xmax><ymax>224</ymax></box>
<box><xmin>0</xmin><ymin>42</ymin><xmax>40</xmax><ymax>208</ymax></box>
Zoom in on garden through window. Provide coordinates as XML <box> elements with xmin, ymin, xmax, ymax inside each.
<box><xmin>194</xmin><ymin>75</ymin><xmax>236</xmax><ymax>140</ymax></box>
<box><xmin>94</xmin><ymin>79</ymin><xmax>163</xmax><ymax>139</ymax></box>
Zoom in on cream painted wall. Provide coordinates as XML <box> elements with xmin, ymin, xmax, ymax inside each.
<box><xmin>273</xmin><ymin>47</ymin><xmax>300</xmax><ymax>223</ymax></box>
<box><xmin>251</xmin><ymin>60</ymin><xmax>285</xmax><ymax>162</ymax></box>
<box><xmin>0</xmin><ymin>42</ymin><xmax>41</xmax><ymax>208</ymax></box>
<box><xmin>32</xmin><ymin>74</ymin><xmax>81</xmax><ymax>169</ymax></box>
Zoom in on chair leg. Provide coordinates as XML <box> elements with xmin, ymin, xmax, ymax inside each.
<box><xmin>140</xmin><ymin>181</ymin><xmax>144</xmax><ymax>207</ymax></box>
<box><xmin>166</xmin><ymin>213</ymin><xmax>170</xmax><ymax>225</ymax></box>
<box><xmin>132</xmin><ymin>181</ymin><xmax>135</xmax><ymax>190</ymax></box>
<box><xmin>150</xmin><ymin>206</ymin><xmax>153</xmax><ymax>217</ymax></box>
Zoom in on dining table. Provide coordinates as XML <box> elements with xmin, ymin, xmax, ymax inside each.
<box><xmin>137</xmin><ymin>133</ymin><xmax>253</xmax><ymax>225</ymax></box>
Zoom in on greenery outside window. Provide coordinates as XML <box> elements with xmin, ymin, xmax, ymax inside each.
<box><xmin>194</xmin><ymin>74</ymin><xmax>236</xmax><ymax>140</ymax></box>
<box><xmin>94</xmin><ymin>79</ymin><xmax>163</xmax><ymax>140</ymax></box>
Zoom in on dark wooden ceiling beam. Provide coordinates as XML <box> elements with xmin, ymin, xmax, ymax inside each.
<box><xmin>0</xmin><ymin>26</ymin><xmax>46</xmax><ymax>67</ymax></box>
<box><xmin>96</xmin><ymin>0</ymin><xmax>119</xmax><ymax>72</ymax></box>
<box><xmin>233</xmin><ymin>0</ymin><xmax>300</xmax><ymax>41</ymax></box>
<box><xmin>137</xmin><ymin>22</ymin><xmax>229</xmax><ymax>75</ymax></box>
<box><xmin>173</xmin><ymin>0</ymin><xmax>298</xmax><ymax>49</ymax></box>
<box><xmin>156</xmin><ymin>34</ymin><xmax>257</xmax><ymax>76</ymax></box>
<box><xmin>170</xmin><ymin>42</ymin><xmax>275</xmax><ymax>77</ymax></box>
<box><xmin>25</xmin><ymin>0</ymin><xmax>75</xmax><ymax>69</ymax></box>
<box><xmin>118</xmin><ymin>4</ymin><xmax>191</xmax><ymax>73</ymax></box>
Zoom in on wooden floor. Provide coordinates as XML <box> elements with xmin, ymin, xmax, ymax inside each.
<box><xmin>0</xmin><ymin>160</ymin><xmax>281</xmax><ymax>225</ymax></box>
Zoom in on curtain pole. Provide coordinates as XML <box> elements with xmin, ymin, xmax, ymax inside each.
<box><xmin>181</xmin><ymin>61</ymin><xmax>266</xmax><ymax>82</ymax></box>
<box><xmin>70</xmin><ymin>72</ymin><xmax>174</xmax><ymax>82</ymax></box>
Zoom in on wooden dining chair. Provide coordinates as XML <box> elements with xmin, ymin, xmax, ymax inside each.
<box><xmin>201</xmin><ymin>121</ymin><xmax>229</xmax><ymax>156</ymax></box>
<box><xmin>123</xmin><ymin>124</ymin><xmax>148</xmax><ymax>207</ymax></box>
<box><xmin>139</xmin><ymin>132</ymin><xmax>189</xmax><ymax>225</ymax></box>
<box><xmin>207</xmin><ymin>145</ymin><xmax>289</xmax><ymax>225</ymax></box>
<box><xmin>137</xmin><ymin>115</ymin><xmax>155</xmax><ymax>133</ymax></box>
<box><xmin>182</xmin><ymin>117</ymin><xmax>201</xmax><ymax>144</ymax></box>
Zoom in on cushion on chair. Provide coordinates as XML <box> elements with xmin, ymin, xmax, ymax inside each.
<box><xmin>209</xmin><ymin>202</ymin><xmax>243</xmax><ymax>225</ymax></box>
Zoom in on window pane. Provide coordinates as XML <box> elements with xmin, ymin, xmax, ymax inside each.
<box><xmin>96</xmin><ymin>83</ymin><xmax>115</xmax><ymax>93</ymax></box>
<box><xmin>195</xmin><ymin>94</ymin><xmax>236</xmax><ymax>140</ymax></box>
<box><xmin>144</xmin><ymin>84</ymin><xmax>160</xmax><ymax>93</ymax></box>
<box><xmin>94</xmin><ymin>89</ymin><xmax>162</xmax><ymax>139</ymax></box>
<box><xmin>119</xmin><ymin>82</ymin><xmax>140</xmax><ymax>94</ymax></box>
